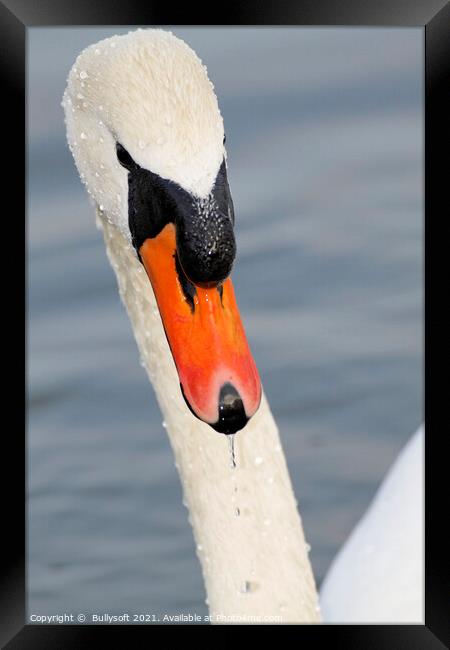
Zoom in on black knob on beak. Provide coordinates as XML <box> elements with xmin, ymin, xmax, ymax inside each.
<box><xmin>176</xmin><ymin>210</ymin><xmax>236</xmax><ymax>285</ymax></box>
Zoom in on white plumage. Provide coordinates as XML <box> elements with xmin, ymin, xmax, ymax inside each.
<box><xmin>320</xmin><ymin>426</ymin><xmax>424</xmax><ymax>623</ymax></box>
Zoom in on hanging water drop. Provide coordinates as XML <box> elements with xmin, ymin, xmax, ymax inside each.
<box><xmin>228</xmin><ymin>434</ymin><xmax>236</xmax><ymax>470</ymax></box>
<box><xmin>80</xmin><ymin>132</ymin><xmax>87</xmax><ymax>140</ymax></box>
<box><xmin>79</xmin><ymin>70</ymin><xmax>88</xmax><ymax>79</ymax></box>
<box><xmin>234</xmin><ymin>508</ymin><xmax>240</xmax><ymax>517</ymax></box>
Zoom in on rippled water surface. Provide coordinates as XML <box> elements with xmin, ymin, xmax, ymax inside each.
<box><xmin>28</xmin><ymin>27</ymin><xmax>423</xmax><ymax>619</ymax></box>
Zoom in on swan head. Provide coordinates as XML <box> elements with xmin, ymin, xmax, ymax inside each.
<box><xmin>63</xmin><ymin>29</ymin><xmax>261</xmax><ymax>434</ymax></box>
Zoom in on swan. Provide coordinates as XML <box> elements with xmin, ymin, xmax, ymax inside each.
<box><xmin>63</xmin><ymin>28</ymin><xmax>320</xmax><ymax>623</ymax></box>
<box><xmin>63</xmin><ymin>28</ymin><xmax>423</xmax><ymax>624</ymax></box>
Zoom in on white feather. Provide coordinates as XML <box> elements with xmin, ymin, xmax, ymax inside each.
<box><xmin>320</xmin><ymin>426</ymin><xmax>424</xmax><ymax>623</ymax></box>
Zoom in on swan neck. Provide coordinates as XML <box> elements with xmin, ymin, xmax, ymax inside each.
<box><xmin>101</xmin><ymin>218</ymin><xmax>321</xmax><ymax>623</ymax></box>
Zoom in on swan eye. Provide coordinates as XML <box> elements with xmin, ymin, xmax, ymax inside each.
<box><xmin>116</xmin><ymin>142</ymin><xmax>135</xmax><ymax>170</ymax></box>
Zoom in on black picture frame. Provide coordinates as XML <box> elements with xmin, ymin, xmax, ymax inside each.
<box><xmin>3</xmin><ymin>0</ymin><xmax>448</xmax><ymax>645</ymax></box>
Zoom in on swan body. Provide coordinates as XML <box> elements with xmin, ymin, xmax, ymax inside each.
<box><xmin>64</xmin><ymin>29</ymin><xmax>320</xmax><ymax>623</ymax></box>
<box><xmin>320</xmin><ymin>426</ymin><xmax>424</xmax><ymax>623</ymax></box>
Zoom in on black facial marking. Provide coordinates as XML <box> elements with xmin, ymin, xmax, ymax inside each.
<box><xmin>127</xmin><ymin>166</ymin><xmax>178</xmax><ymax>255</ymax></box>
<box><xmin>116</xmin><ymin>142</ymin><xmax>136</xmax><ymax>170</ymax></box>
<box><xmin>118</xmin><ymin>141</ymin><xmax>236</xmax><ymax>286</ymax></box>
<box><xmin>174</xmin><ymin>252</ymin><xmax>196</xmax><ymax>313</ymax></box>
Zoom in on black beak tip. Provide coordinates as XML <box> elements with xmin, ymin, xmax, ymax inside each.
<box><xmin>180</xmin><ymin>382</ymin><xmax>249</xmax><ymax>435</ymax></box>
<box><xmin>211</xmin><ymin>383</ymin><xmax>249</xmax><ymax>435</ymax></box>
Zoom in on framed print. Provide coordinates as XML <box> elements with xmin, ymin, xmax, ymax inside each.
<box><xmin>2</xmin><ymin>0</ymin><xmax>448</xmax><ymax>645</ymax></box>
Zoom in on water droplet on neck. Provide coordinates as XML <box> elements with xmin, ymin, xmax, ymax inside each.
<box><xmin>239</xmin><ymin>581</ymin><xmax>251</xmax><ymax>594</ymax></box>
<box><xmin>234</xmin><ymin>507</ymin><xmax>240</xmax><ymax>517</ymax></box>
<box><xmin>228</xmin><ymin>434</ymin><xmax>236</xmax><ymax>469</ymax></box>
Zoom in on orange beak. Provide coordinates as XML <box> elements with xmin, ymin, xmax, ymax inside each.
<box><xmin>139</xmin><ymin>223</ymin><xmax>261</xmax><ymax>433</ymax></box>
